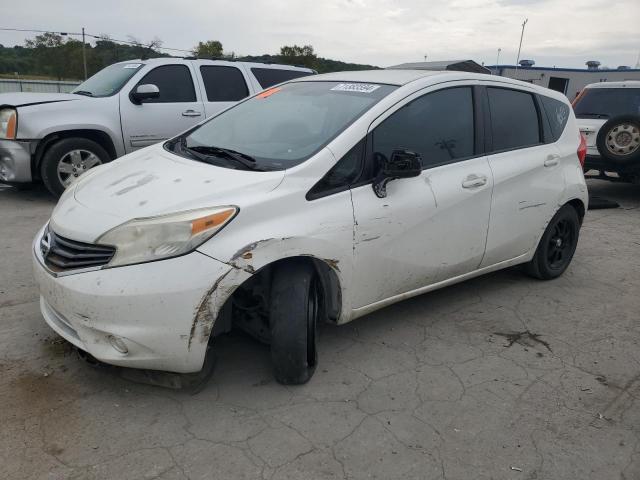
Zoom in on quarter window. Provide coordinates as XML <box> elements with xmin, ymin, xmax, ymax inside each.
<box><xmin>199</xmin><ymin>66</ymin><xmax>249</xmax><ymax>102</ymax></box>
<box><xmin>251</xmin><ymin>68</ymin><xmax>313</xmax><ymax>89</ymax></box>
<box><xmin>540</xmin><ymin>96</ymin><xmax>570</xmax><ymax>142</ymax></box>
<box><xmin>135</xmin><ymin>65</ymin><xmax>196</xmax><ymax>103</ymax></box>
<box><xmin>487</xmin><ymin>88</ymin><xmax>540</xmax><ymax>151</ymax></box>
<box><xmin>372</xmin><ymin>87</ymin><xmax>475</xmax><ymax>169</ymax></box>
<box><xmin>307</xmin><ymin>140</ymin><xmax>364</xmax><ymax>200</ymax></box>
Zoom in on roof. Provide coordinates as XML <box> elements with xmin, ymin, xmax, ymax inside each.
<box><xmin>388</xmin><ymin>60</ymin><xmax>491</xmax><ymax>74</ymax></box>
<box><xmin>488</xmin><ymin>64</ymin><xmax>640</xmax><ymax>74</ymax></box>
<box><xmin>584</xmin><ymin>80</ymin><xmax>640</xmax><ymax>89</ymax></box>
<box><xmin>115</xmin><ymin>57</ymin><xmax>313</xmax><ymax>71</ymax></box>
<box><xmin>297</xmin><ymin>69</ymin><xmax>444</xmax><ymax>86</ymax></box>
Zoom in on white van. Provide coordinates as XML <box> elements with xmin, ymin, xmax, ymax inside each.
<box><xmin>0</xmin><ymin>58</ymin><xmax>314</xmax><ymax>195</ymax></box>
<box><xmin>33</xmin><ymin>70</ymin><xmax>588</xmax><ymax>384</ymax></box>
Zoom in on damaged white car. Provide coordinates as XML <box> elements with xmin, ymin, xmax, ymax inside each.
<box><xmin>33</xmin><ymin>70</ymin><xmax>588</xmax><ymax>384</ymax></box>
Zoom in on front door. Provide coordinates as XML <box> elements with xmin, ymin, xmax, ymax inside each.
<box><xmin>350</xmin><ymin>85</ymin><xmax>493</xmax><ymax>309</ymax></box>
<box><xmin>120</xmin><ymin>63</ymin><xmax>205</xmax><ymax>152</ymax></box>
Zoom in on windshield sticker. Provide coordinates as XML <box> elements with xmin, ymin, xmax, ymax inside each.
<box><xmin>257</xmin><ymin>87</ymin><xmax>281</xmax><ymax>99</ymax></box>
<box><xmin>123</xmin><ymin>63</ymin><xmax>143</xmax><ymax>69</ymax></box>
<box><xmin>331</xmin><ymin>83</ymin><xmax>380</xmax><ymax>94</ymax></box>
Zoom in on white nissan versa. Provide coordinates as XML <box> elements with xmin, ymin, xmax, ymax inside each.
<box><xmin>33</xmin><ymin>70</ymin><xmax>588</xmax><ymax>385</ymax></box>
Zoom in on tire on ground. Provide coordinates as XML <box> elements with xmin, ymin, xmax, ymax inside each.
<box><xmin>523</xmin><ymin>204</ymin><xmax>580</xmax><ymax>280</ymax></box>
<box><xmin>40</xmin><ymin>137</ymin><xmax>110</xmax><ymax>197</ymax></box>
<box><xmin>269</xmin><ymin>260</ymin><xmax>319</xmax><ymax>385</ymax></box>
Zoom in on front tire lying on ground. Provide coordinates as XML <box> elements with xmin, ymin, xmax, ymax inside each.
<box><xmin>269</xmin><ymin>261</ymin><xmax>320</xmax><ymax>385</ymax></box>
<box><xmin>523</xmin><ymin>204</ymin><xmax>580</xmax><ymax>280</ymax></box>
<box><xmin>41</xmin><ymin>137</ymin><xmax>110</xmax><ymax>197</ymax></box>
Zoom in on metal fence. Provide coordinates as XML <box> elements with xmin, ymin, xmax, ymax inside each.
<box><xmin>0</xmin><ymin>79</ymin><xmax>81</xmax><ymax>94</ymax></box>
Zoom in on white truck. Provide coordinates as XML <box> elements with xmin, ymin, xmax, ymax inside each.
<box><xmin>0</xmin><ymin>58</ymin><xmax>314</xmax><ymax>195</ymax></box>
<box><xmin>574</xmin><ymin>81</ymin><xmax>640</xmax><ymax>183</ymax></box>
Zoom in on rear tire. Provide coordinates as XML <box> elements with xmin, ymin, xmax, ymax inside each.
<box><xmin>269</xmin><ymin>261</ymin><xmax>319</xmax><ymax>385</ymax></box>
<box><xmin>523</xmin><ymin>205</ymin><xmax>580</xmax><ymax>280</ymax></box>
<box><xmin>41</xmin><ymin>137</ymin><xmax>110</xmax><ymax>197</ymax></box>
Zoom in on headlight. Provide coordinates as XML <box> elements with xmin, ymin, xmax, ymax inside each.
<box><xmin>97</xmin><ymin>206</ymin><xmax>238</xmax><ymax>267</ymax></box>
<box><xmin>0</xmin><ymin>108</ymin><xmax>17</xmax><ymax>139</ymax></box>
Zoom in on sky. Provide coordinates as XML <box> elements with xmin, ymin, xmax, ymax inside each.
<box><xmin>1</xmin><ymin>0</ymin><xmax>639</xmax><ymax>69</ymax></box>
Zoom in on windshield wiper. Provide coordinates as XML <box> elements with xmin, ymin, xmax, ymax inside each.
<box><xmin>74</xmin><ymin>90</ymin><xmax>94</xmax><ymax>97</ymax></box>
<box><xmin>187</xmin><ymin>144</ymin><xmax>260</xmax><ymax>170</ymax></box>
<box><xmin>177</xmin><ymin>138</ymin><xmax>264</xmax><ymax>171</ymax></box>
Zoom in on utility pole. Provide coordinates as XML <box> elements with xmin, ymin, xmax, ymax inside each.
<box><xmin>495</xmin><ymin>48</ymin><xmax>501</xmax><ymax>75</ymax></box>
<box><xmin>82</xmin><ymin>27</ymin><xmax>87</xmax><ymax>80</ymax></box>
<box><xmin>515</xmin><ymin>18</ymin><xmax>528</xmax><ymax>76</ymax></box>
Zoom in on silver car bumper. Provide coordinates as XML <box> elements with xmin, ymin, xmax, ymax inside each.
<box><xmin>0</xmin><ymin>139</ymin><xmax>34</xmax><ymax>183</ymax></box>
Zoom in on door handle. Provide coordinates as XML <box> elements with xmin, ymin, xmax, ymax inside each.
<box><xmin>182</xmin><ymin>110</ymin><xmax>202</xmax><ymax>117</ymax></box>
<box><xmin>461</xmin><ymin>175</ymin><xmax>487</xmax><ymax>189</ymax></box>
<box><xmin>544</xmin><ymin>154</ymin><xmax>560</xmax><ymax>167</ymax></box>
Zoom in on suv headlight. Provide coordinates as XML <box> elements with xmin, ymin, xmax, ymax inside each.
<box><xmin>97</xmin><ymin>206</ymin><xmax>238</xmax><ymax>267</ymax></box>
<box><xmin>0</xmin><ymin>108</ymin><xmax>17</xmax><ymax>139</ymax></box>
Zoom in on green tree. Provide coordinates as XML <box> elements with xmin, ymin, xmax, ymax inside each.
<box><xmin>24</xmin><ymin>33</ymin><xmax>67</xmax><ymax>79</ymax></box>
<box><xmin>193</xmin><ymin>40</ymin><xmax>224</xmax><ymax>58</ymax></box>
<box><xmin>279</xmin><ymin>44</ymin><xmax>317</xmax><ymax>69</ymax></box>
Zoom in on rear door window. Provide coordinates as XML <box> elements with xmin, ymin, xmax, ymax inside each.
<box><xmin>540</xmin><ymin>96</ymin><xmax>570</xmax><ymax>141</ymax></box>
<box><xmin>251</xmin><ymin>68</ymin><xmax>313</xmax><ymax>89</ymax></box>
<box><xmin>136</xmin><ymin>65</ymin><xmax>196</xmax><ymax>103</ymax></box>
<box><xmin>487</xmin><ymin>88</ymin><xmax>540</xmax><ymax>152</ymax></box>
<box><xmin>199</xmin><ymin>66</ymin><xmax>249</xmax><ymax>102</ymax></box>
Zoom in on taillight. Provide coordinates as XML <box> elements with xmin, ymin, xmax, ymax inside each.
<box><xmin>571</xmin><ymin>89</ymin><xmax>585</xmax><ymax>108</ymax></box>
<box><xmin>577</xmin><ymin>133</ymin><xmax>587</xmax><ymax>167</ymax></box>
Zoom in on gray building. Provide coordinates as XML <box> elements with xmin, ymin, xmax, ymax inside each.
<box><xmin>488</xmin><ymin>60</ymin><xmax>640</xmax><ymax>99</ymax></box>
<box><xmin>388</xmin><ymin>60</ymin><xmax>491</xmax><ymax>74</ymax></box>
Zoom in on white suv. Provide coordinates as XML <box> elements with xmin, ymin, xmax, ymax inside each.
<box><xmin>574</xmin><ymin>81</ymin><xmax>640</xmax><ymax>183</ymax></box>
<box><xmin>33</xmin><ymin>70</ymin><xmax>588</xmax><ymax>384</ymax></box>
<box><xmin>0</xmin><ymin>58</ymin><xmax>313</xmax><ymax>195</ymax></box>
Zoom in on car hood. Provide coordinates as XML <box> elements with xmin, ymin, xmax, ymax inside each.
<box><xmin>577</xmin><ymin>118</ymin><xmax>607</xmax><ymax>151</ymax></box>
<box><xmin>51</xmin><ymin>144</ymin><xmax>286</xmax><ymax>242</ymax></box>
<box><xmin>0</xmin><ymin>92</ymin><xmax>81</xmax><ymax>108</ymax></box>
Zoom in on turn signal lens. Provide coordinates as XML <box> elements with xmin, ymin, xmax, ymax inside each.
<box><xmin>0</xmin><ymin>108</ymin><xmax>17</xmax><ymax>139</ymax></box>
<box><xmin>191</xmin><ymin>209</ymin><xmax>236</xmax><ymax>235</ymax></box>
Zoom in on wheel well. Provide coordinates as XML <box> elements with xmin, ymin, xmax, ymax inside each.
<box><xmin>33</xmin><ymin>129</ymin><xmax>117</xmax><ymax>178</ymax></box>
<box><xmin>214</xmin><ymin>256</ymin><xmax>342</xmax><ymax>343</ymax></box>
<box><xmin>567</xmin><ymin>198</ymin><xmax>586</xmax><ymax>224</ymax></box>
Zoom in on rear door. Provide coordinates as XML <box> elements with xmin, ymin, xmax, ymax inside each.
<box><xmin>196</xmin><ymin>64</ymin><xmax>252</xmax><ymax>117</ymax></box>
<box><xmin>350</xmin><ymin>84</ymin><xmax>493</xmax><ymax>309</ymax></box>
<box><xmin>119</xmin><ymin>63</ymin><xmax>204</xmax><ymax>152</ymax></box>
<box><xmin>480</xmin><ymin>85</ymin><xmax>565</xmax><ymax>267</ymax></box>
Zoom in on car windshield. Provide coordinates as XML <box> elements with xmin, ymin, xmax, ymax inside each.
<box><xmin>170</xmin><ymin>81</ymin><xmax>397</xmax><ymax>170</ymax></box>
<box><xmin>72</xmin><ymin>62</ymin><xmax>144</xmax><ymax>98</ymax></box>
<box><xmin>573</xmin><ymin>88</ymin><xmax>640</xmax><ymax>118</ymax></box>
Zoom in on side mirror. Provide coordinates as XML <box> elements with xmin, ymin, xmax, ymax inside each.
<box><xmin>372</xmin><ymin>149</ymin><xmax>422</xmax><ymax>198</ymax></box>
<box><xmin>130</xmin><ymin>84</ymin><xmax>160</xmax><ymax>104</ymax></box>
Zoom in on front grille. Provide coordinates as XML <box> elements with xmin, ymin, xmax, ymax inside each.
<box><xmin>41</xmin><ymin>228</ymin><xmax>115</xmax><ymax>272</ymax></box>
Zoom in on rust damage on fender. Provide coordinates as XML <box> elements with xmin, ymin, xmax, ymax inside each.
<box><xmin>324</xmin><ymin>258</ymin><xmax>340</xmax><ymax>271</ymax></box>
<box><xmin>188</xmin><ymin>269</ymin><xmax>233</xmax><ymax>350</ymax></box>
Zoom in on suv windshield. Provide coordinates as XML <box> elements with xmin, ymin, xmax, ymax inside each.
<box><xmin>169</xmin><ymin>81</ymin><xmax>396</xmax><ymax>170</ymax></box>
<box><xmin>72</xmin><ymin>63</ymin><xmax>144</xmax><ymax>98</ymax></box>
<box><xmin>573</xmin><ymin>88</ymin><xmax>640</xmax><ymax>119</ymax></box>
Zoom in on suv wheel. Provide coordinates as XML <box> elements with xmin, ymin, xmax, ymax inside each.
<box><xmin>269</xmin><ymin>261</ymin><xmax>320</xmax><ymax>385</ymax></box>
<box><xmin>41</xmin><ymin>138</ymin><xmax>110</xmax><ymax>197</ymax></box>
<box><xmin>596</xmin><ymin>115</ymin><xmax>640</xmax><ymax>165</ymax></box>
<box><xmin>523</xmin><ymin>205</ymin><xmax>580</xmax><ymax>280</ymax></box>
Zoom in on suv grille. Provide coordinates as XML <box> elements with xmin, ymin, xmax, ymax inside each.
<box><xmin>41</xmin><ymin>228</ymin><xmax>115</xmax><ymax>272</ymax></box>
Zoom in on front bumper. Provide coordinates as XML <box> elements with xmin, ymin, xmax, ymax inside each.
<box><xmin>32</xmin><ymin>227</ymin><xmax>237</xmax><ymax>373</ymax></box>
<box><xmin>0</xmin><ymin>139</ymin><xmax>34</xmax><ymax>183</ymax></box>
